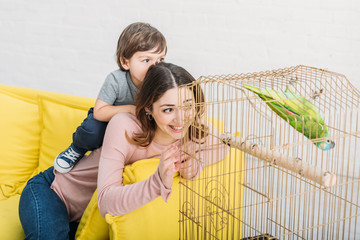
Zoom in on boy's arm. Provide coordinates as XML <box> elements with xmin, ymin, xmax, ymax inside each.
<box><xmin>93</xmin><ymin>98</ymin><xmax>136</xmax><ymax>122</ymax></box>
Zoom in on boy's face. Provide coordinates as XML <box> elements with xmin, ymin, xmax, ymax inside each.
<box><xmin>121</xmin><ymin>48</ymin><xmax>166</xmax><ymax>88</ymax></box>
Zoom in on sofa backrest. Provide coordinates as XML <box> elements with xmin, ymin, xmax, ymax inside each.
<box><xmin>0</xmin><ymin>84</ymin><xmax>95</xmax><ymax>199</ymax></box>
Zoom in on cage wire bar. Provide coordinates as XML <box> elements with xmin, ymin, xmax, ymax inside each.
<box><xmin>178</xmin><ymin>65</ymin><xmax>360</xmax><ymax>239</ymax></box>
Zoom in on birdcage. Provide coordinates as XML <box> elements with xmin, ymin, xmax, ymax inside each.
<box><xmin>178</xmin><ymin>65</ymin><xmax>360</xmax><ymax>239</ymax></box>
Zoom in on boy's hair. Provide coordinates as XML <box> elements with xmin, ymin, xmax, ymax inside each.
<box><xmin>116</xmin><ymin>22</ymin><xmax>167</xmax><ymax>71</ymax></box>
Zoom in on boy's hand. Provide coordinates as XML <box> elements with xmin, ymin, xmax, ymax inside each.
<box><xmin>127</xmin><ymin>105</ymin><xmax>136</xmax><ymax>116</ymax></box>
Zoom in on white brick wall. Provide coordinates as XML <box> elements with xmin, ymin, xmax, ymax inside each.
<box><xmin>1</xmin><ymin>0</ymin><xmax>359</xmax><ymax>97</ymax></box>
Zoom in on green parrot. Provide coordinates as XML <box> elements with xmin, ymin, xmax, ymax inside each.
<box><xmin>243</xmin><ymin>84</ymin><xmax>335</xmax><ymax>151</ymax></box>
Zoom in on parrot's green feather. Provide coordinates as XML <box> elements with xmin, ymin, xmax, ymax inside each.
<box><xmin>243</xmin><ymin>84</ymin><xmax>331</xmax><ymax>149</ymax></box>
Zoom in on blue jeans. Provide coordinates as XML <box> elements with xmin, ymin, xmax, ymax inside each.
<box><xmin>19</xmin><ymin>167</ymin><xmax>79</xmax><ymax>240</ymax></box>
<box><xmin>71</xmin><ymin>107</ymin><xmax>108</xmax><ymax>155</ymax></box>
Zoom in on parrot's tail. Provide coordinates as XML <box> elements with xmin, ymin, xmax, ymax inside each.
<box><xmin>242</xmin><ymin>84</ymin><xmax>261</xmax><ymax>95</ymax></box>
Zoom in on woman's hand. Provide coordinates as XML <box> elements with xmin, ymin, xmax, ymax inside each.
<box><xmin>179</xmin><ymin>153</ymin><xmax>199</xmax><ymax>179</ymax></box>
<box><xmin>158</xmin><ymin>144</ymin><xmax>180</xmax><ymax>189</ymax></box>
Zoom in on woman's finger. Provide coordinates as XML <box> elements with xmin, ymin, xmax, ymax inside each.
<box><xmin>159</xmin><ymin>144</ymin><xmax>180</xmax><ymax>182</ymax></box>
<box><xmin>180</xmin><ymin>158</ymin><xmax>194</xmax><ymax>169</ymax></box>
<box><xmin>161</xmin><ymin>145</ymin><xmax>178</xmax><ymax>162</ymax></box>
<box><xmin>178</xmin><ymin>152</ymin><xmax>189</xmax><ymax>163</ymax></box>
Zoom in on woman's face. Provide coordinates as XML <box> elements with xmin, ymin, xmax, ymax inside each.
<box><xmin>150</xmin><ymin>87</ymin><xmax>196</xmax><ymax>145</ymax></box>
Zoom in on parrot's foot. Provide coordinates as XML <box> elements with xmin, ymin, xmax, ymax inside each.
<box><xmin>289</xmin><ymin>76</ymin><xmax>298</xmax><ymax>85</ymax></box>
<box><xmin>312</xmin><ymin>88</ymin><xmax>324</xmax><ymax>100</ymax></box>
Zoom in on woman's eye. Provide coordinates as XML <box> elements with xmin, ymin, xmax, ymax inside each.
<box><xmin>158</xmin><ymin>58</ymin><xmax>165</xmax><ymax>62</ymax></box>
<box><xmin>163</xmin><ymin>108</ymin><xmax>172</xmax><ymax>113</ymax></box>
<box><xmin>143</xmin><ymin>59</ymin><xmax>150</xmax><ymax>63</ymax></box>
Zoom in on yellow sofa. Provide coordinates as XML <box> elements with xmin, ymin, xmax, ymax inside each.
<box><xmin>0</xmin><ymin>84</ymin><xmax>96</xmax><ymax>239</ymax></box>
<box><xmin>0</xmin><ymin>84</ymin><xmax>243</xmax><ymax>239</ymax></box>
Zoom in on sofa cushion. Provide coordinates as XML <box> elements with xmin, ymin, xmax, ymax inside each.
<box><xmin>38</xmin><ymin>96</ymin><xmax>90</xmax><ymax>171</ymax></box>
<box><xmin>0</xmin><ymin>84</ymin><xmax>95</xmax><ymax>107</ymax></box>
<box><xmin>0</xmin><ymin>194</ymin><xmax>25</xmax><ymax>240</ymax></box>
<box><xmin>106</xmin><ymin>158</ymin><xmax>180</xmax><ymax>240</ymax></box>
<box><xmin>75</xmin><ymin>158</ymin><xmax>161</xmax><ymax>239</ymax></box>
<box><xmin>75</xmin><ymin>158</ymin><xmax>177</xmax><ymax>240</ymax></box>
<box><xmin>0</xmin><ymin>90</ymin><xmax>41</xmax><ymax>199</ymax></box>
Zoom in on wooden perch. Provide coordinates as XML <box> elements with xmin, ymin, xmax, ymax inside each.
<box><xmin>220</xmin><ymin>133</ymin><xmax>336</xmax><ymax>188</ymax></box>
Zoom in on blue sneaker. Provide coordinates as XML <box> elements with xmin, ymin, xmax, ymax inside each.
<box><xmin>54</xmin><ymin>146</ymin><xmax>84</xmax><ymax>173</ymax></box>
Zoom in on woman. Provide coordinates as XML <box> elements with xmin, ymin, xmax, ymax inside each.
<box><xmin>19</xmin><ymin>62</ymin><xmax>229</xmax><ymax>239</ymax></box>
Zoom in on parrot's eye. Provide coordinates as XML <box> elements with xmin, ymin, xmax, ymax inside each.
<box><xmin>326</xmin><ymin>139</ymin><xmax>331</xmax><ymax>143</ymax></box>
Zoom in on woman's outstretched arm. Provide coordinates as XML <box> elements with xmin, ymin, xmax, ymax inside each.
<box><xmin>97</xmin><ymin>113</ymin><xmax>172</xmax><ymax>217</ymax></box>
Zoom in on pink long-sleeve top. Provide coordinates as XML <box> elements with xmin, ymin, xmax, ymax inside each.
<box><xmin>51</xmin><ymin>113</ymin><xmax>229</xmax><ymax>222</ymax></box>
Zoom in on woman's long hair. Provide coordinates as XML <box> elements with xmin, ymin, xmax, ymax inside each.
<box><xmin>127</xmin><ymin>62</ymin><xmax>206</xmax><ymax>147</ymax></box>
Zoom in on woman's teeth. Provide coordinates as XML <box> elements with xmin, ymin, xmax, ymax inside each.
<box><xmin>171</xmin><ymin>126</ymin><xmax>183</xmax><ymax>130</ymax></box>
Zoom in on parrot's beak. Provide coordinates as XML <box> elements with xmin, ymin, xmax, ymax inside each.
<box><xmin>329</xmin><ymin>141</ymin><xmax>335</xmax><ymax>149</ymax></box>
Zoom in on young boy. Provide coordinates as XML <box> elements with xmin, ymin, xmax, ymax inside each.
<box><xmin>54</xmin><ymin>22</ymin><xmax>167</xmax><ymax>173</ymax></box>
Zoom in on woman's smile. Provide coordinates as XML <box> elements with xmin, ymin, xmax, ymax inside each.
<box><xmin>169</xmin><ymin>125</ymin><xmax>184</xmax><ymax>133</ymax></box>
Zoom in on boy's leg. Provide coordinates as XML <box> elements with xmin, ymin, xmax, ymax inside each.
<box><xmin>54</xmin><ymin>108</ymin><xmax>107</xmax><ymax>173</ymax></box>
<box><xmin>72</xmin><ymin>107</ymin><xmax>108</xmax><ymax>152</ymax></box>
<box><xmin>19</xmin><ymin>167</ymin><xmax>73</xmax><ymax>240</ymax></box>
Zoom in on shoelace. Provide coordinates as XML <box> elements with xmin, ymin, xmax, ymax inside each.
<box><xmin>62</xmin><ymin>148</ymin><xmax>81</xmax><ymax>163</ymax></box>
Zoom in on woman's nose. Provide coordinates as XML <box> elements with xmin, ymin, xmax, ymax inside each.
<box><xmin>174</xmin><ymin>110</ymin><xmax>182</xmax><ymax>123</ymax></box>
